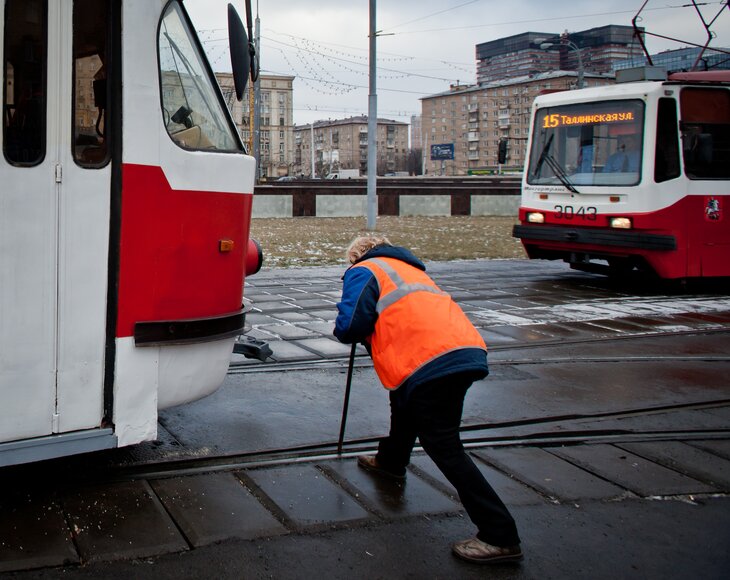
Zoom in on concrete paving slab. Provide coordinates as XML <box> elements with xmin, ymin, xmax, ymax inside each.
<box><xmin>306</xmin><ymin>309</ymin><xmax>338</xmax><ymax>320</ymax></box>
<box><xmin>0</xmin><ymin>491</ymin><xmax>78</xmax><ymax>572</ymax></box>
<box><xmin>689</xmin><ymin>439</ymin><xmax>730</xmax><ymax>460</ymax></box>
<box><xmin>477</xmin><ymin>325</ymin><xmax>555</xmax><ymax>342</ymax></box>
<box><xmin>298</xmin><ymin>321</ymin><xmax>336</xmax><ymax>335</ymax></box>
<box><xmin>409</xmin><ymin>453</ymin><xmax>545</xmax><ymax>506</ymax></box>
<box><xmin>288</xmin><ymin>298</ymin><xmax>336</xmax><ymax>309</ymax></box>
<box><xmin>246</xmin><ymin>293</ymin><xmax>288</xmax><ymax>302</ymax></box>
<box><xmin>550</xmin><ymin>444</ymin><xmax>717</xmax><ymax>496</ymax></box>
<box><xmin>522</xmin><ymin>322</ymin><xmax>598</xmax><ymax>340</ymax></box>
<box><xmin>242</xmin><ymin>464</ymin><xmax>371</xmax><ymax>528</ymax></box>
<box><xmin>252</xmin><ymin>301</ymin><xmax>300</xmax><ymax>313</ymax></box>
<box><xmin>150</xmin><ymin>473</ymin><xmax>287</xmax><ymax>546</ymax></box>
<box><xmin>487</xmin><ymin>296</ymin><xmax>550</xmax><ymax>308</ymax></box>
<box><xmin>244</xmin><ymin>312</ymin><xmax>280</xmax><ymax>325</ymax></box>
<box><xmin>322</xmin><ymin>459</ymin><xmax>460</xmax><ymax>518</ymax></box>
<box><xmin>267</xmin><ymin>311</ymin><xmax>315</xmax><ymax>322</ymax></box>
<box><xmin>293</xmin><ymin>337</ymin><xmax>353</xmax><ymax>358</ymax></box>
<box><xmin>461</xmin><ymin>299</ymin><xmax>514</xmax><ymax>310</ymax></box>
<box><xmin>258</xmin><ymin>323</ymin><xmax>319</xmax><ymax>340</ymax></box>
<box><xmin>474</xmin><ymin>447</ymin><xmax>626</xmax><ymax>501</ymax></box>
<box><xmin>62</xmin><ymin>480</ymin><xmax>188</xmax><ymax>563</ymax></box>
<box><xmin>616</xmin><ymin>441</ymin><xmax>730</xmax><ymax>490</ymax></box>
<box><xmin>475</xmin><ymin>328</ymin><xmax>520</xmax><ymax>346</ymax></box>
<box><xmin>269</xmin><ymin>340</ymin><xmax>320</xmax><ymax>361</ymax></box>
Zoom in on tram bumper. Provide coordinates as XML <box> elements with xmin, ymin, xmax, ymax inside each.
<box><xmin>513</xmin><ymin>224</ymin><xmax>680</xmax><ymax>276</ymax></box>
<box><xmin>512</xmin><ymin>224</ymin><xmax>677</xmax><ymax>251</ymax></box>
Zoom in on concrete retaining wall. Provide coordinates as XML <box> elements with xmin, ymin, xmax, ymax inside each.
<box><xmin>251</xmin><ymin>177</ymin><xmax>521</xmax><ymax>218</ymax></box>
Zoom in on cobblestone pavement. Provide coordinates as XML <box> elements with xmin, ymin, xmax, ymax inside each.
<box><xmin>235</xmin><ymin>259</ymin><xmax>730</xmax><ymax>365</ymax></box>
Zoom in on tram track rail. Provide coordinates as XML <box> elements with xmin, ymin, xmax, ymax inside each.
<box><xmin>229</xmin><ymin>327</ymin><xmax>730</xmax><ymax>375</ymax></box>
<box><xmin>118</xmin><ymin>397</ymin><xmax>730</xmax><ymax>483</ymax></box>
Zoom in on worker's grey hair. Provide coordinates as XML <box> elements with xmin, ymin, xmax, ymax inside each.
<box><xmin>346</xmin><ymin>234</ymin><xmax>392</xmax><ymax>264</ymax></box>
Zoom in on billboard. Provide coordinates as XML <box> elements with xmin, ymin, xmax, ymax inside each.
<box><xmin>430</xmin><ymin>143</ymin><xmax>454</xmax><ymax>160</ymax></box>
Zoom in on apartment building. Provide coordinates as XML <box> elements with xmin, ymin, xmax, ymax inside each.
<box><xmin>293</xmin><ymin>116</ymin><xmax>409</xmax><ymax>178</ymax></box>
<box><xmin>421</xmin><ymin>71</ymin><xmax>614</xmax><ymax>176</ymax></box>
<box><xmin>216</xmin><ymin>72</ymin><xmax>295</xmax><ymax>179</ymax></box>
<box><xmin>410</xmin><ymin>115</ymin><xmax>422</xmax><ymax>149</ymax></box>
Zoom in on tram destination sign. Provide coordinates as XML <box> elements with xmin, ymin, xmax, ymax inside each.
<box><xmin>431</xmin><ymin>143</ymin><xmax>455</xmax><ymax>160</ymax></box>
<box><xmin>542</xmin><ymin>111</ymin><xmax>636</xmax><ymax>128</ymax></box>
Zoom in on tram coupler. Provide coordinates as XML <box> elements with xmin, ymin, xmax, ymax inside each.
<box><xmin>233</xmin><ymin>336</ymin><xmax>273</xmax><ymax>361</ymax></box>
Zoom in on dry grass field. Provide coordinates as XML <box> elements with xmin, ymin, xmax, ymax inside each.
<box><xmin>250</xmin><ymin>216</ymin><xmax>526</xmax><ymax>268</ymax></box>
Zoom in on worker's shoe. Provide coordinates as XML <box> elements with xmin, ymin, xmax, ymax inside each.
<box><xmin>356</xmin><ymin>455</ymin><xmax>406</xmax><ymax>481</ymax></box>
<box><xmin>451</xmin><ymin>537</ymin><xmax>523</xmax><ymax>564</ymax></box>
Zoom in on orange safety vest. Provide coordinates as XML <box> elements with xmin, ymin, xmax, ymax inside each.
<box><xmin>353</xmin><ymin>256</ymin><xmax>487</xmax><ymax>390</ymax></box>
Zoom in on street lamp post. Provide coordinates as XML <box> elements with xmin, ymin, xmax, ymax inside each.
<box><xmin>540</xmin><ymin>38</ymin><xmax>584</xmax><ymax>89</ymax></box>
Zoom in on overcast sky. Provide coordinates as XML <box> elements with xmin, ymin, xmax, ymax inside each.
<box><xmin>184</xmin><ymin>0</ymin><xmax>730</xmax><ymax>126</ymax></box>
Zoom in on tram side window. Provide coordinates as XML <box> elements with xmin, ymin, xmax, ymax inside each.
<box><xmin>3</xmin><ymin>0</ymin><xmax>47</xmax><ymax>166</ymax></box>
<box><xmin>680</xmin><ymin>88</ymin><xmax>730</xmax><ymax>179</ymax></box>
<box><xmin>654</xmin><ymin>98</ymin><xmax>680</xmax><ymax>183</ymax></box>
<box><xmin>158</xmin><ymin>2</ymin><xmax>240</xmax><ymax>151</ymax></box>
<box><xmin>72</xmin><ymin>0</ymin><xmax>110</xmax><ymax>167</ymax></box>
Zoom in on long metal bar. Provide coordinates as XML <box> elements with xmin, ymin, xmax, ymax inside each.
<box><xmin>337</xmin><ymin>343</ymin><xmax>358</xmax><ymax>454</ymax></box>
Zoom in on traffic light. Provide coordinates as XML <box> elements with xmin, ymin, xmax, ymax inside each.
<box><xmin>498</xmin><ymin>139</ymin><xmax>508</xmax><ymax>164</ymax></box>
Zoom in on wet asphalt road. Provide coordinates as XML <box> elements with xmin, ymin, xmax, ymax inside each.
<box><xmin>1</xmin><ymin>259</ymin><xmax>729</xmax><ymax>578</ymax></box>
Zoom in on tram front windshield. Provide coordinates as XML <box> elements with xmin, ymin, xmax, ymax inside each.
<box><xmin>527</xmin><ymin>100</ymin><xmax>645</xmax><ymax>187</ymax></box>
<box><xmin>158</xmin><ymin>2</ymin><xmax>240</xmax><ymax>151</ymax></box>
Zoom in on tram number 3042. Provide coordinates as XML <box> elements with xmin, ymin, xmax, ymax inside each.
<box><xmin>554</xmin><ymin>205</ymin><xmax>598</xmax><ymax>220</ymax></box>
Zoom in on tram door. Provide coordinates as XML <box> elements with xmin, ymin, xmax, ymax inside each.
<box><xmin>0</xmin><ymin>0</ymin><xmax>111</xmax><ymax>443</ymax></box>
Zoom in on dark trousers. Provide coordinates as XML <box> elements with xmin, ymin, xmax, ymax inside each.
<box><xmin>375</xmin><ymin>375</ymin><xmax>521</xmax><ymax>547</ymax></box>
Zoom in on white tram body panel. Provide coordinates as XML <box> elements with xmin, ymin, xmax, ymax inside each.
<box><xmin>0</xmin><ymin>0</ymin><xmax>257</xmax><ymax>463</ymax></box>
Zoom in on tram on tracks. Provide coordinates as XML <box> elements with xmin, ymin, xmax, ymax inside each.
<box><xmin>0</xmin><ymin>0</ymin><xmax>262</xmax><ymax>466</ymax></box>
<box><xmin>513</xmin><ymin>69</ymin><xmax>730</xmax><ymax>279</ymax></box>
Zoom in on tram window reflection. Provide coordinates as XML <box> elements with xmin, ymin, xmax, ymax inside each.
<box><xmin>3</xmin><ymin>0</ymin><xmax>47</xmax><ymax>166</ymax></box>
<box><xmin>73</xmin><ymin>0</ymin><xmax>110</xmax><ymax>168</ymax></box>
<box><xmin>680</xmin><ymin>88</ymin><xmax>730</xmax><ymax>180</ymax></box>
<box><xmin>158</xmin><ymin>2</ymin><xmax>240</xmax><ymax>152</ymax></box>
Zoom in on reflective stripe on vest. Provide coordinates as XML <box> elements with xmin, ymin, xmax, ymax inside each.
<box><xmin>353</xmin><ymin>257</ymin><xmax>486</xmax><ymax>389</ymax></box>
<box><xmin>366</xmin><ymin>258</ymin><xmax>448</xmax><ymax>314</ymax></box>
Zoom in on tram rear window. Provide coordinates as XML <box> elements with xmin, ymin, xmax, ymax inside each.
<box><xmin>3</xmin><ymin>0</ymin><xmax>47</xmax><ymax>166</ymax></box>
<box><xmin>527</xmin><ymin>100</ymin><xmax>645</xmax><ymax>187</ymax></box>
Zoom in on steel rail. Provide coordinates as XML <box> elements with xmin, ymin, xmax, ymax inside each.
<box><xmin>109</xmin><ymin>398</ymin><xmax>730</xmax><ymax>482</ymax></box>
<box><xmin>228</xmin><ymin>327</ymin><xmax>730</xmax><ymax>374</ymax></box>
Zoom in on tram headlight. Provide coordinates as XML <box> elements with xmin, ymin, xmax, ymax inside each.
<box><xmin>610</xmin><ymin>217</ymin><xmax>632</xmax><ymax>229</ymax></box>
<box><xmin>527</xmin><ymin>212</ymin><xmax>545</xmax><ymax>224</ymax></box>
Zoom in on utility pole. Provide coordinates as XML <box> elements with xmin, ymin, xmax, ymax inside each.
<box><xmin>310</xmin><ymin>122</ymin><xmax>315</xmax><ymax>178</ymax></box>
<box><xmin>367</xmin><ymin>0</ymin><xmax>377</xmax><ymax>230</ymax></box>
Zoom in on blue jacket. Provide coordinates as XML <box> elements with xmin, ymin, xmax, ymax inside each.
<box><xmin>334</xmin><ymin>245</ymin><xmax>488</xmax><ymax>401</ymax></box>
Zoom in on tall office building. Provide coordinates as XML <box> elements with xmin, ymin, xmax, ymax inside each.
<box><xmin>613</xmin><ymin>46</ymin><xmax>730</xmax><ymax>73</ymax></box>
<box><xmin>476</xmin><ymin>25</ymin><xmax>643</xmax><ymax>84</ymax></box>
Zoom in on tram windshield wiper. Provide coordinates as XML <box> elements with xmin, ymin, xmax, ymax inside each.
<box><xmin>531</xmin><ymin>134</ymin><xmax>579</xmax><ymax>193</ymax></box>
<box><xmin>543</xmin><ymin>153</ymin><xmax>579</xmax><ymax>194</ymax></box>
<box><xmin>532</xmin><ymin>134</ymin><xmax>553</xmax><ymax>180</ymax></box>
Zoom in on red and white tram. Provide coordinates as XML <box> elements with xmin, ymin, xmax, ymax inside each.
<box><xmin>513</xmin><ymin>69</ymin><xmax>730</xmax><ymax>279</ymax></box>
<box><xmin>0</xmin><ymin>0</ymin><xmax>261</xmax><ymax>465</ymax></box>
